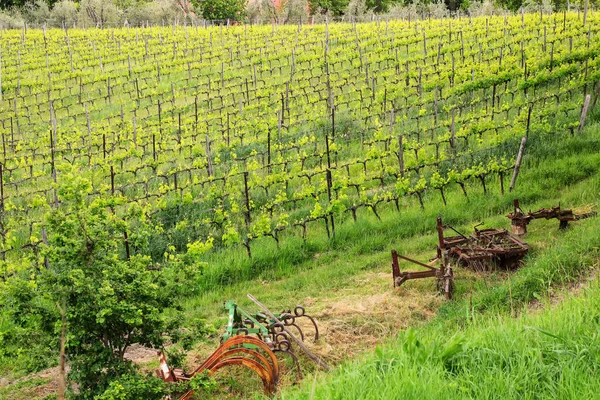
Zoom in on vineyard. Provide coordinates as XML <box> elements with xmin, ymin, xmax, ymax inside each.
<box><xmin>0</xmin><ymin>8</ymin><xmax>599</xmax><ymax>399</ymax></box>
<box><xmin>0</xmin><ymin>12</ymin><xmax>597</xmax><ymax>273</ymax></box>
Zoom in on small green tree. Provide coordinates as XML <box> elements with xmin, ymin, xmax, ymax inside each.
<box><xmin>40</xmin><ymin>169</ymin><xmax>171</xmax><ymax>399</ymax></box>
<box><xmin>199</xmin><ymin>0</ymin><xmax>246</xmax><ymax>21</ymax></box>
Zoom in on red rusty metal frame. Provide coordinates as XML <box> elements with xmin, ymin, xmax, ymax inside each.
<box><xmin>156</xmin><ymin>335</ymin><xmax>280</xmax><ymax>398</ymax></box>
<box><xmin>392</xmin><ymin>217</ymin><xmax>454</xmax><ymax>299</ymax></box>
<box><xmin>439</xmin><ymin>218</ymin><xmax>529</xmax><ymax>270</ymax></box>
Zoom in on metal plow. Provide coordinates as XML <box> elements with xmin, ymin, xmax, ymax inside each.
<box><xmin>445</xmin><ymin>224</ymin><xmax>529</xmax><ymax>271</ymax></box>
<box><xmin>221</xmin><ymin>301</ymin><xmax>320</xmax><ymax>382</ymax></box>
<box><xmin>156</xmin><ymin>300</ymin><xmax>321</xmax><ymax>398</ymax></box>
<box><xmin>507</xmin><ymin>199</ymin><xmax>597</xmax><ymax>235</ymax></box>
<box><xmin>156</xmin><ymin>335</ymin><xmax>279</xmax><ymax>399</ymax></box>
<box><xmin>392</xmin><ymin>216</ymin><xmax>530</xmax><ymax>298</ymax></box>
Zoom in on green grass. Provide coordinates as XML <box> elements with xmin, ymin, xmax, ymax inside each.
<box><xmin>281</xmin><ymin>269</ymin><xmax>600</xmax><ymax>399</ymax></box>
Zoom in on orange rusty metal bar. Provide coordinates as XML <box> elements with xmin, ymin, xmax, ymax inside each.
<box><xmin>216</xmin><ymin>347</ymin><xmax>277</xmax><ymax>383</ymax></box>
<box><xmin>191</xmin><ymin>335</ymin><xmax>278</xmax><ymax>378</ymax></box>
<box><xmin>156</xmin><ymin>335</ymin><xmax>280</xmax><ymax>398</ymax></box>
<box><xmin>179</xmin><ymin>358</ymin><xmax>275</xmax><ymax>399</ymax></box>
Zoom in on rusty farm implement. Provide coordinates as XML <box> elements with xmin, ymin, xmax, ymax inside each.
<box><xmin>156</xmin><ymin>298</ymin><xmax>322</xmax><ymax>398</ymax></box>
<box><xmin>392</xmin><ymin>217</ymin><xmax>530</xmax><ymax>298</ymax></box>
<box><xmin>156</xmin><ymin>335</ymin><xmax>279</xmax><ymax>398</ymax></box>
<box><xmin>392</xmin><ymin>217</ymin><xmax>455</xmax><ymax>299</ymax></box>
<box><xmin>507</xmin><ymin>199</ymin><xmax>596</xmax><ymax>235</ymax></box>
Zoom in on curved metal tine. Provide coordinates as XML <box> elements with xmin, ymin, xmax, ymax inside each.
<box><xmin>279</xmin><ymin>312</ymin><xmax>306</xmax><ymax>341</ymax></box>
<box><xmin>297</xmin><ymin>314</ymin><xmax>320</xmax><ymax>341</ymax></box>
<box><xmin>274</xmin><ymin>348</ymin><xmax>303</xmax><ymax>382</ymax></box>
<box><xmin>288</xmin><ymin>322</ymin><xmax>305</xmax><ymax>342</ymax></box>
<box><xmin>196</xmin><ymin>336</ymin><xmax>279</xmax><ymax>380</ymax></box>
<box><xmin>274</xmin><ymin>332</ymin><xmax>291</xmax><ymax>349</ymax></box>
<box><xmin>179</xmin><ymin>357</ymin><xmax>276</xmax><ymax>400</ymax></box>
<box><xmin>217</xmin><ymin>347</ymin><xmax>277</xmax><ymax>384</ymax></box>
<box><xmin>178</xmin><ymin>357</ymin><xmax>276</xmax><ymax>400</ymax></box>
<box><xmin>212</xmin><ymin>357</ymin><xmax>275</xmax><ymax>394</ymax></box>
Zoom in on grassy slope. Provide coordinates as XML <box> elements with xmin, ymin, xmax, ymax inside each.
<box><xmin>276</xmin><ymin>124</ymin><xmax>600</xmax><ymax>398</ymax></box>
<box><xmin>184</xmin><ymin>117</ymin><xmax>600</xmax><ymax>324</ymax></box>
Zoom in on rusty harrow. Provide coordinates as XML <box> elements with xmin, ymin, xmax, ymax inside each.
<box><xmin>155</xmin><ymin>335</ymin><xmax>279</xmax><ymax>398</ymax></box>
<box><xmin>443</xmin><ymin>222</ymin><xmax>529</xmax><ymax>271</ymax></box>
<box><xmin>156</xmin><ymin>301</ymin><xmax>320</xmax><ymax>398</ymax></box>
<box><xmin>507</xmin><ymin>199</ymin><xmax>596</xmax><ymax>235</ymax></box>
<box><xmin>220</xmin><ymin>301</ymin><xmax>319</xmax><ymax>381</ymax></box>
<box><xmin>392</xmin><ymin>217</ymin><xmax>530</xmax><ymax>297</ymax></box>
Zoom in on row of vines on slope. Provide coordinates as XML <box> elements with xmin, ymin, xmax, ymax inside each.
<box><xmin>0</xmin><ymin>12</ymin><xmax>598</xmax><ymax>274</ymax></box>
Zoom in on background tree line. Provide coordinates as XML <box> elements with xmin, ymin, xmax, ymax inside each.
<box><xmin>0</xmin><ymin>0</ymin><xmax>595</xmax><ymax>29</ymax></box>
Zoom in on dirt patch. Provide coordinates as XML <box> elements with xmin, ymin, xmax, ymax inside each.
<box><xmin>124</xmin><ymin>344</ymin><xmax>159</xmax><ymax>364</ymax></box>
<box><xmin>304</xmin><ymin>272</ymin><xmax>442</xmax><ymax>363</ymax></box>
<box><xmin>1</xmin><ymin>344</ymin><xmax>158</xmax><ymax>399</ymax></box>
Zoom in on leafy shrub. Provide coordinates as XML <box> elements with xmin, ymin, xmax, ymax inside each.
<box><xmin>22</xmin><ymin>0</ymin><xmax>51</xmax><ymax>24</ymax></box>
<box><xmin>97</xmin><ymin>372</ymin><xmax>167</xmax><ymax>400</ymax></box>
<box><xmin>78</xmin><ymin>0</ymin><xmax>122</xmax><ymax>27</ymax></box>
<box><xmin>199</xmin><ymin>0</ymin><xmax>246</xmax><ymax>22</ymax></box>
<box><xmin>0</xmin><ymin>10</ymin><xmax>24</xmax><ymax>28</ymax></box>
<box><xmin>38</xmin><ymin>168</ymin><xmax>174</xmax><ymax>398</ymax></box>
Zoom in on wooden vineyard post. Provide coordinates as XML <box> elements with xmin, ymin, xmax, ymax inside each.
<box><xmin>205</xmin><ymin>134</ymin><xmax>213</xmax><ymax>176</ymax></box>
<box><xmin>326</xmin><ymin>169</ymin><xmax>334</xmax><ymax>238</ymax></box>
<box><xmin>526</xmin><ymin>103</ymin><xmax>533</xmax><ymax>136</ymax></box>
<box><xmin>110</xmin><ymin>165</ymin><xmax>115</xmax><ymax>195</ymax></box>
<box><xmin>521</xmin><ymin>7</ymin><xmax>525</xmax><ymax>29</ymax></box>
<box><xmin>50</xmin><ymin>129</ymin><xmax>58</xmax><ymax>208</ymax></box>
<box><xmin>578</xmin><ymin>94</ymin><xmax>591</xmax><ymax>134</ymax></box>
<box><xmin>277</xmin><ymin>110</ymin><xmax>282</xmax><ymax>142</ymax></box>
<box><xmin>451</xmin><ymin>53</ymin><xmax>455</xmax><ymax>86</ymax></box>
<box><xmin>243</xmin><ymin>171</ymin><xmax>251</xmax><ymax>226</ymax></box>
<box><xmin>177</xmin><ymin>113</ymin><xmax>182</xmax><ymax>153</ymax></box>
<box><xmin>434</xmin><ymin>86</ymin><xmax>438</xmax><ymax>126</ymax></box>
<box><xmin>133</xmin><ymin>111</ymin><xmax>137</xmax><ymax>147</ymax></box>
<box><xmin>450</xmin><ymin>108</ymin><xmax>456</xmax><ymax>148</ymax></box>
<box><xmin>267</xmin><ymin>126</ymin><xmax>271</xmax><ymax>173</ymax></box>
<box><xmin>398</xmin><ymin>134</ymin><xmax>405</xmax><ymax>177</ymax></box>
<box><xmin>584</xmin><ymin>0</ymin><xmax>589</xmax><ymax>26</ymax></box>
<box><xmin>325</xmin><ymin>135</ymin><xmax>335</xmax><ymax>237</ymax></box>
<box><xmin>9</xmin><ymin>118</ymin><xmax>14</xmax><ymax>152</ymax></box>
<box><xmin>152</xmin><ymin>133</ymin><xmax>157</xmax><ymax>162</ymax></box>
<box><xmin>510</xmin><ymin>137</ymin><xmax>527</xmax><ymax>192</ymax></box>
<box><xmin>221</xmin><ymin>62</ymin><xmax>224</xmax><ymax>88</ymax></box>
<box><xmin>106</xmin><ymin>77</ymin><xmax>111</xmax><ymax>104</ymax></box>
